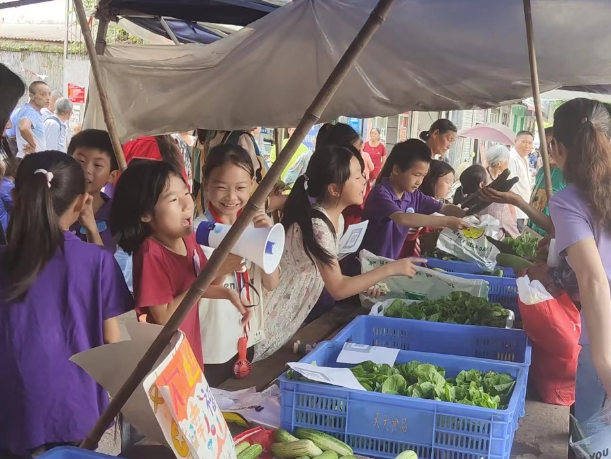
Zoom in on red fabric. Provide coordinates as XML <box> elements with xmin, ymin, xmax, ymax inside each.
<box><xmin>399</xmin><ymin>228</ymin><xmax>423</xmax><ymax>258</ymax></box>
<box><xmin>120</xmin><ymin>136</ymin><xmax>190</xmax><ymax>186</ymax></box>
<box><xmin>133</xmin><ymin>233</ymin><xmax>206</xmax><ymax>369</ymax></box>
<box><xmin>518</xmin><ymin>292</ymin><xmax>581</xmax><ymax>406</ymax></box>
<box><xmin>363</xmin><ymin>141</ymin><xmax>387</xmax><ymax>180</ymax></box>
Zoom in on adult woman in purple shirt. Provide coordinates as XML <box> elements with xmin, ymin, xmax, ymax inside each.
<box><xmin>548</xmin><ymin>98</ymin><xmax>611</xmax><ymax>424</ymax></box>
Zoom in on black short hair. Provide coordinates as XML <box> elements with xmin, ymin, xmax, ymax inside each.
<box><xmin>67</xmin><ymin>129</ymin><xmax>119</xmax><ymax>171</ymax></box>
<box><xmin>28</xmin><ymin>80</ymin><xmax>49</xmax><ymax>95</ymax></box>
<box><xmin>460</xmin><ymin>164</ymin><xmax>487</xmax><ymax>195</ymax></box>
<box><xmin>516</xmin><ymin>130</ymin><xmax>534</xmax><ymax>139</ymax></box>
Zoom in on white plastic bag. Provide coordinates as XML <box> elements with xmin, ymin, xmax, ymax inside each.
<box><xmin>516</xmin><ymin>275</ymin><xmax>554</xmax><ymax>305</ymax></box>
<box><xmin>436</xmin><ymin>214</ymin><xmax>502</xmax><ymax>272</ymax></box>
<box><xmin>571</xmin><ymin>402</ymin><xmax>611</xmax><ymax>459</ymax></box>
<box><xmin>359</xmin><ymin>250</ymin><xmax>489</xmax><ymax>310</ymax></box>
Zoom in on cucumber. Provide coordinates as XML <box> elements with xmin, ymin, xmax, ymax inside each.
<box><xmin>294</xmin><ymin>428</ymin><xmax>353</xmax><ymax>457</ymax></box>
<box><xmin>313</xmin><ymin>452</ymin><xmax>338</xmax><ymax>459</ymax></box>
<box><xmin>274</xmin><ymin>428</ymin><xmax>299</xmax><ymax>443</ymax></box>
<box><xmin>237</xmin><ymin>444</ymin><xmax>263</xmax><ymax>459</ymax></box>
<box><xmin>235</xmin><ymin>441</ymin><xmax>250</xmax><ymax>455</ymax></box>
<box><xmin>271</xmin><ymin>440</ymin><xmax>323</xmax><ymax>458</ymax></box>
<box><xmin>394</xmin><ymin>451</ymin><xmax>418</xmax><ymax>459</ymax></box>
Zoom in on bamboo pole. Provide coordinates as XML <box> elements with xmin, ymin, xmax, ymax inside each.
<box><xmin>79</xmin><ymin>0</ymin><xmax>396</xmax><ymax>449</ymax></box>
<box><xmin>523</xmin><ymin>0</ymin><xmax>553</xmax><ymax>199</ymax></box>
<box><xmin>73</xmin><ymin>0</ymin><xmax>127</xmax><ymax>172</ymax></box>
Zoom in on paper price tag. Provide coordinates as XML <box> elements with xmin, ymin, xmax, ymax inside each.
<box><xmin>337</xmin><ymin>342</ymin><xmax>400</xmax><ymax>366</ymax></box>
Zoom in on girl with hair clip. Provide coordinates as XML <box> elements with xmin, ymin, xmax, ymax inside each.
<box><xmin>419</xmin><ymin>119</ymin><xmax>458</xmax><ymax>163</ymax></box>
<box><xmin>545</xmin><ymin>98</ymin><xmax>611</xmax><ymax>424</ymax></box>
<box><xmin>192</xmin><ymin>144</ymin><xmax>280</xmax><ymax>387</ymax></box>
<box><xmin>0</xmin><ymin>151</ymin><xmax>133</xmax><ymax>457</ymax></box>
<box><xmin>110</xmin><ymin>160</ymin><xmax>249</xmax><ymax>371</ymax></box>
<box><xmin>254</xmin><ymin>144</ymin><xmax>423</xmax><ymax>362</ymax></box>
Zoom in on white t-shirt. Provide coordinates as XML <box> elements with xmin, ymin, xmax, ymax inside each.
<box><xmin>194</xmin><ymin>215</ymin><xmax>266</xmax><ymax>364</ymax></box>
<box><xmin>508</xmin><ymin>148</ymin><xmax>532</xmax><ymax>220</ymax></box>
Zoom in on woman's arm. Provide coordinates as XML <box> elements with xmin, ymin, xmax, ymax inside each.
<box><xmin>480</xmin><ymin>187</ymin><xmax>554</xmax><ymax>234</ymax></box>
<box><xmin>567</xmin><ymin>239</ymin><xmax>611</xmax><ymax>396</ymax></box>
<box><xmin>318</xmin><ymin>257</ymin><xmax>421</xmax><ymax>301</ymax></box>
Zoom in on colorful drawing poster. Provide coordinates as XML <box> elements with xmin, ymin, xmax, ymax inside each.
<box><xmin>144</xmin><ymin>333</ymin><xmax>236</xmax><ymax>459</ymax></box>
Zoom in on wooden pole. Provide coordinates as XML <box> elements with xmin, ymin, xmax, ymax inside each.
<box><xmin>79</xmin><ymin>0</ymin><xmax>397</xmax><ymax>449</ymax></box>
<box><xmin>73</xmin><ymin>0</ymin><xmax>127</xmax><ymax>171</ymax></box>
<box><xmin>523</xmin><ymin>0</ymin><xmax>553</xmax><ymax>199</ymax></box>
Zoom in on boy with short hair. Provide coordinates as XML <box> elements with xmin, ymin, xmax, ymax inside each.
<box><xmin>68</xmin><ymin>129</ymin><xmax>120</xmax><ymax>251</ymax></box>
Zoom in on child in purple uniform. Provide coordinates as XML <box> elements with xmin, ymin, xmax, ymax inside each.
<box><xmin>0</xmin><ymin>152</ymin><xmax>133</xmax><ymax>457</ymax></box>
<box><xmin>68</xmin><ymin>129</ymin><xmax>120</xmax><ymax>251</ymax></box>
<box><xmin>358</xmin><ymin>139</ymin><xmax>468</xmax><ymax>262</ymax></box>
<box><xmin>548</xmin><ymin>98</ymin><xmax>611</xmax><ymax>424</ymax></box>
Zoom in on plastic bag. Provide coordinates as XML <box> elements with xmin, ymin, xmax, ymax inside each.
<box><xmin>571</xmin><ymin>402</ymin><xmax>611</xmax><ymax>459</ymax></box>
<box><xmin>517</xmin><ymin>275</ymin><xmax>554</xmax><ymax>304</ymax></box>
<box><xmin>436</xmin><ymin>214</ymin><xmax>502</xmax><ymax>272</ymax></box>
<box><xmin>359</xmin><ymin>250</ymin><xmax>489</xmax><ymax>309</ymax></box>
<box><xmin>518</xmin><ymin>277</ymin><xmax>581</xmax><ymax>405</ymax></box>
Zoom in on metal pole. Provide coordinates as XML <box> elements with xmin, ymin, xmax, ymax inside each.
<box><xmin>79</xmin><ymin>0</ymin><xmax>397</xmax><ymax>449</ymax></box>
<box><xmin>73</xmin><ymin>0</ymin><xmax>127</xmax><ymax>171</ymax></box>
<box><xmin>160</xmin><ymin>17</ymin><xmax>181</xmax><ymax>44</ymax></box>
<box><xmin>523</xmin><ymin>0</ymin><xmax>553</xmax><ymax>199</ymax></box>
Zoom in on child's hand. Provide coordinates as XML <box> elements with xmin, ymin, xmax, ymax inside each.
<box><xmin>225</xmin><ymin>288</ymin><xmax>252</xmax><ymax>324</ymax></box>
<box><xmin>443</xmin><ymin>216</ymin><xmax>470</xmax><ymax>231</ymax></box>
<box><xmin>388</xmin><ymin>258</ymin><xmax>426</xmax><ymax>278</ymax></box>
<box><xmin>78</xmin><ymin>194</ymin><xmax>97</xmax><ymax>232</ymax></box>
<box><xmin>252</xmin><ymin>210</ymin><xmax>274</xmax><ymax>228</ymax></box>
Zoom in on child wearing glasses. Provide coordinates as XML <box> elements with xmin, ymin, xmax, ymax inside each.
<box><xmin>110</xmin><ymin>160</ymin><xmax>248</xmax><ymax>373</ymax></box>
<box><xmin>193</xmin><ymin>144</ymin><xmax>280</xmax><ymax>386</ymax></box>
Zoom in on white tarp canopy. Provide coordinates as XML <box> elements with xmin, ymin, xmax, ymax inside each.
<box><xmin>84</xmin><ymin>0</ymin><xmax>611</xmax><ymax>142</ymax></box>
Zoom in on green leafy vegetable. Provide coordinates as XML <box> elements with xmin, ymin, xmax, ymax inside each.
<box><xmin>503</xmin><ymin>233</ymin><xmax>540</xmax><ymax>260</ymax></box>
<box><xmin>384</xmin><ymin>292</ymin><xmax>511</xmax><ymax>328</ymax></box>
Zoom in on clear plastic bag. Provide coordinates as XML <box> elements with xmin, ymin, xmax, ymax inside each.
<box><xmin>571</xmin><ymin>402</ymin><xmax>611</xmax><ymax>458</ymax></box>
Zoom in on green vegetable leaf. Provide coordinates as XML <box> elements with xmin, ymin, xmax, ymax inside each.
<box><xmin>381</xmin><ymin>374</ymin><xmax>408</xmax><ymax>395</ymax></box>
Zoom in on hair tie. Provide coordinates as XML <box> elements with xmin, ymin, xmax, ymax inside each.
<box><xmin>34</xmin><ymin>169</ymin><xmax>53</xmax><ymax>188</ymax></box>
<box><xmin>581</xmin><ymin>117</ymin><xmax>589</xmax><ymax>124</ymax></box>
<box><xmin>303</xmin><ymin>174</ymin><xmax>310</xmax><ymax>191</ymax></box>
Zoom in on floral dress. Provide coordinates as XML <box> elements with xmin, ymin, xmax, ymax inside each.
<box><xmin>254</xmin><ymin>206</ymin><xmax>343</xmax><ymax>362</ymax></box>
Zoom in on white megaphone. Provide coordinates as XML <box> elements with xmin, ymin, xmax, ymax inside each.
<box><xmin>196</xmin><ymin>222</ymin><xmax>285</xmax><ymax>274</ymax></box>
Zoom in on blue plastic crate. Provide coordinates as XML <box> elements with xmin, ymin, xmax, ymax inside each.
<box><xmin>424</xmin><ymin>258</ymin><xmax>518</xmax><ymax>279</ymax></box>
<box><xmin>281</xmin><ymin>342</ymin><xmax>527</xmax><ymax>459</ymax></box>
<box><xmin>332</xmin><ymin>316</ymin><xmax>530</xmax><ymax>418</ymax></box>
<box><xmin>449</xmin><ymin>273</ymin><xmax>520</xmax><ymax>319</ymax></box>
<box><xmin>332</xmin><ymin>316</ymin><xmax>531</xmax><ymax>367</ymax></box>
<box><xmin>38</xmin><ymin>448</ymin><xmax>114</xmax><ymax>459</ymax></box>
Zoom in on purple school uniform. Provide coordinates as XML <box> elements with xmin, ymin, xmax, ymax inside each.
<box><xmin>549</xmin><ymin>184</ymin><xmax>611</xmax><ymax>345</ymax></box>
<box><xmin>0</xmin><ymin>231</ymin><xmax>133</xmax><ymax>455</ymax></box>
<box><xmin>69</xmin><ymin>193</ymin><xmax>115</xmax><ymax>252</ymax></box>
<box><xmin>360</xmin><ymin>178</ymin><xmax>443</xmax><ymax>260</ymax></box>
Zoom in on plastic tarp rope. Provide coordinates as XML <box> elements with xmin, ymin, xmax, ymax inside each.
<box><xmin>84</xmin><ymin>0</ymin><xmax>611</xmax><ymax>141</ymax></box>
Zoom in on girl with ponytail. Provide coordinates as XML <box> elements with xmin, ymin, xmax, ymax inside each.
<box><xmin>0</xmin><ymin>151</ymin><xmax>133</xmax><ymax>456</ymax></box>
<box><xmin>548</xmin><ymin>98</ymin><xmax>611</xmax><ymax>424</ymax></box>
<box><xmin>255</xmin><ymin>144</ymin><xmax>423</xmax><ymax>362</ymax></box>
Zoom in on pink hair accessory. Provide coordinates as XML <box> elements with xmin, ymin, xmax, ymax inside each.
<box><xmin>34</xmin><ymin>169</ymin><xmax>53</xmax><ymax>188</ymax></box>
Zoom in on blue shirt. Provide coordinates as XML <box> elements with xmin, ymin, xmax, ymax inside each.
<box><xmin>14</xmin><ymin>103</ymin><xmax>46</xmax><ymax>158</ymax></box>
<box><xmin>0</xmin><ymin>178</ymin><xmax>14</xmax><ymax>235</ymax></box>
<box><xmin>6</xmin><ymin>108</ymin><xmax>20</xmax><ymax>137</ymax></box>
<box><xmin>43</xmin><ymin>115</ymin><xmax>68</xmax><ymax>152</ymax></box>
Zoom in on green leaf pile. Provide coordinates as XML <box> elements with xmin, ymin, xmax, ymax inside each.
<box><xmin>350</xmin><ymin>360</ymin><xmax>515</xmax><ymax>410</ymax></box>
<box><xmin>503</xmin><ymin>233</ymin><xmax>539</xmax><ymax>259</ymax></box>
<box><xmin>384</xmin><ymin>291</ymin><xmax>510</xmax><ymax>328</ymax></box>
